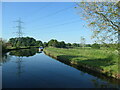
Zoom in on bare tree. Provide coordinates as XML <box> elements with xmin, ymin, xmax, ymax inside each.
<box><xmin>80</xmin><ymin>36</ymin><xmax>85</xmax><ymax>48</ymax></box>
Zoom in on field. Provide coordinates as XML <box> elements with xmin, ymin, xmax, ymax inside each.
<box><xmin>44</xmin><ymin>47</ymin><xmax>119</xmax><ymax>79</ymax></box>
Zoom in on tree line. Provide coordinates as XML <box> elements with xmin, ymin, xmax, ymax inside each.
<box><xmin>4</xmin><ymin>37</ymin><xmax>88</xmax><ymax>48</ymax></box>
<box><xmin>1</xmin><ymin>36</ymin><xmax>118</xmax><ymax>53</ymax></box>
<box><xmin>8</xmin><ymin>37</ymin><xmax>43</xmax><ymax>47</ymax></box>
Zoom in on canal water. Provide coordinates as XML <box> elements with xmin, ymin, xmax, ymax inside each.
<box><xmin>1</xmin><ymin>48</ymin><xmax>120</xmax><ymax>88</ymax></box>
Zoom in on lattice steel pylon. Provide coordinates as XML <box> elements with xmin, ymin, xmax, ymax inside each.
<box><xmin>14</xmin><ymin>18</ymin><xmax>24</xmax><ymax>48</ymax></box>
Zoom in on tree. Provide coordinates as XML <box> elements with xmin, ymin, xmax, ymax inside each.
<box><xmin>48</xmin><ymin>39</ymin><xmax>54</xmax><ymax>47</ymax></box>
<box><xmin>58</xmin><ymin>41</ymin><xmax>66</xmax><ymax>48</ymax></box>
<box><xmin>75</xmin><ymin>2</ymin><xmax>120</xmax><ymax>44</ymax></box>
<box><xmin>86</xmin><ymin>44</ymin><xmax>92</xmax><ymax>47</ymax></box>
<box><xmin>48</xmin><ymin>39</ymin><xmax>66</xmax><ymax>48</ymax></box>
<box><xmin>8</xmin><ymin>37</ymin><xmax>43</xmax><ymax>47</ymax></box>
<box><xmin>48</xmin><ymin>39</ymin><xmax>59</xmax><ymax>47</ymax></box>
<box><xmin>0</xmin><ymin>38</ymin><xmax>7</xmax><ymax>53</ymax></box>
<box><xmin>43</xmin><ymin>42</ymin><xmax>48</xmax><ymax>47</ymax></box>
<box><xmin>80</xmin><ymin>36</ymin><xmax>85</xmax><ymax>48</ymax></box>
<box><xmin>30</xmin><ymin>38</ymin><xmax>36</xmax><ymax>46</ymax></box>
<box><xmin>66</xmin><ymin>43</ymin><xmax>72</xmax><ymax>47</ymax></box>
<box><xmin>72</xmin><ymin>43</ymin><xmax>79</xmax><ymax>47</ymax></box>
<box><xmin>36</xmin><ymin>40</ymin><xmax>43</xmax><ymax>47</ymax></box>
<box><xmin>92</xmin><ymin>43</ymin><xmax>100</xmax><ymax>49</ymax></box>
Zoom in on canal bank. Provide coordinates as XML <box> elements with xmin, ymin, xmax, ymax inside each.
<box><xmin>44</xmin><ymin>47</ymin><xmax>120</xmax><ymax>80</ymax></box>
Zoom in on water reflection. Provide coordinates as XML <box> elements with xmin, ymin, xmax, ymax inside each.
<box><xmin>15</xmin><ymin>57</ymin><xmax>24</xmax><ymax>77</ymax></box>
<box><xmin>1</xmin><ymin>53</ymin><xmax>11</xmax><ymax>66</ymax></box>
<box><xmin>2</xmin><ymin>48</ymin><xmax>40</xmax><ymax>77</ymax></box>
<box><xmin>9</xmin><ymin>48</ymin><xmax>39</xmax><ymax>57</ymax></box>
<box><xmin>9</xmin><ymin>48</ymin><xmax>40</xmax><ymax>77</ymax></box>
<box><xmin>1</xmin><ymin>48</ymin><xmax>39</xmax><ymax>65</ymax></box>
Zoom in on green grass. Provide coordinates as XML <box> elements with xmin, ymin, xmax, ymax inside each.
<box><xmin>44</xmin><ymin>47</ymin><xmax>119</xmax><ymax>79</ymax></box>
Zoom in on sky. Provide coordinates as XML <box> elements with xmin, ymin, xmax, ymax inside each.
<box><xmin>2</xmin><ymin>2</ymin><xmax>94</xmax><ymax>44</ymax></box>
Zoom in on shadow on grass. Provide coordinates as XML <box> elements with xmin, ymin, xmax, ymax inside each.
<box><xmin>55</xmin><ymin>55</ymin><xmax>120</xmax><ymax>85</ymax></box>
<box><xmin>57</xmin><ymin>55</ymin><xmax>116</xmax><ymax>68</ymax></box>
<box><xmin>56</xmin><ymin>55</ymin><xmax>80</xmax><ymax>65</ymax></box>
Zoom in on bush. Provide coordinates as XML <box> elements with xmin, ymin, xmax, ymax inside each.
<box><xmin>92</xmin><ymin>43</ymin><xmax>100</xmax><ymax>49</ymax></box>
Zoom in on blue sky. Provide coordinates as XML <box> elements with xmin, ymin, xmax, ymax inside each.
<box><xmin>2</xmin><ymin>2</ymin><xmax>94</xmax><ymax>44</ymax></box>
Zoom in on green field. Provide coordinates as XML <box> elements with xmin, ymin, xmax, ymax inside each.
<box><xmin>44</xmin><ymin>47</ymin><xmax>119</xmax><ymax>79</ymax></box>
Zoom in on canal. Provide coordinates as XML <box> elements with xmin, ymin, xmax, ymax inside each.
<box><xmin>1</xmin><ymin>48</ymin><xmax>120</xmax><ymax>88</ymax></box>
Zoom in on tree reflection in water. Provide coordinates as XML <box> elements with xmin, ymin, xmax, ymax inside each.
<box><xmin>1</xmin><ymin>48</ymin><xmax>39</xmax><ymax>65</ymax></box>
<box><xmin>1</xmin><ymin>53</ymin><xmax>11</xmax><ymax>66</ymax></box>
<box><xmin>9</xmin><ymin>48</ymin><xmax>40</xmax><ymax>77</ymax></box>
<box><xmin>2</xmin><ymin>48</ymin><xmax>40</xmax><ymax>77</ymax></box>
<box><xmin>9</xmin><ymin>48</ymin><xmax>39</xmax><ymax>57</ymax></box>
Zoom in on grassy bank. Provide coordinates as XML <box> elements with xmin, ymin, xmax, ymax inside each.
<box><xmin>44</xmin><ymin>47</ymin><xmax>119</xmax><ymax>79</ymax></box>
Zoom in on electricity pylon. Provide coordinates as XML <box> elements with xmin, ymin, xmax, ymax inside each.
<box><xmin>14</xmin><ymin>18</ymin><xmax>24</xmax><ymax>48</ymax></box>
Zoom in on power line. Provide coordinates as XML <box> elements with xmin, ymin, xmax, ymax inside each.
<box><xmin>37</xmin><ymin>19</ymin><xmax>81</xmax><ymax>30</ymax></box>
<box><xmin>29</xmin><ymin>5</ymin><xmax>74</xmax><ymax>24</ymax></box>
<box><xmin>40</xmin><ymin>6</ymin><xmax>73</xmax><ymax>20</ymax></box>
<box><xmin>25</xmin><ymin>3</ymin><xmax>53</xmax><ymax>19</ymax></box>
<box><xmin>37</xmin><ymin>16</ymin><xmax>81</xmax><ymax>27</ymax></box>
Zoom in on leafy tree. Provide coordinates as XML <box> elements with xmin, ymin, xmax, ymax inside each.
<box><xmin>48</xmin><ymin>39</ymin><xmax>55</xmax><ymax>47</ymax></box>
<box><xmin>48</xmin><ymin>39</ymin><xmax>66</xmax><ymax>48</ymax></box>
<box><xmin>29</xmin><ymin>38</ymin><xmax>36</xmax><ymax>46</ymax></box>
<box><xmin>36</xmin><ymin>40</ymin><xmax>43</xmax><ymax>47</ymax></box>
<box><xmin>72</xmin><ymin>43</ymin><xmax>79</xmax><ymax>47</ymax></box>
<box><xmin>8</xmin><ymin>37</ymin><xmax>43</xmax><ymax>47</ymax></box>
<box><xmin>53</xmin><ymin>40</ymin><xmax>59</xmax><ymax>47</ymax></box>
<box><xmin>66</xmin><ymin>43</ymin><xmax>72</xmax><ymax>47</ymax></box>
<box><xmin>85</xmin><ymin>44</ymin><xmax>92</xmax><ymax>47</ymax></box>
<box><xmin>75</xmin><ymin>2</ymin><xmax>120</xmax><ymax>44</ymax></box>
<box><xmin>58</xmin><ymin>41</ymin><xmax>66</xmax><ymax>48</ymax></box>
<box><xmin>92</xmin><ymin>43</ymin><xmax>100</xmax><ymax>49</ymax></box>
<box><xmin>0</xmin><ymin>38</ymin><xmax>7</xmax><ymax>53</ymax></box>
<box><xmin>43</xmin><ymin>42</ymin><xmax>48</xmax><ymax>47</ymax></box>
<box><xmin>48</xmin><ymin>39</ymin><xmax>59</xmax><ymax>47</ymax></box>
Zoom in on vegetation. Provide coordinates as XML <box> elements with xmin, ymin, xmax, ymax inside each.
<box><xmin>80</xmin><ymin>36</ymin><xmax>86</xmax><ymax>48</ymax></box>
<box><xmin>47</xmin><ymin>39</ymin><xmax>66</xmax><ymax>48</ymax></box>
<box><xmin>44</xmin><ymin>47</ymin><xmax>119</xmax><ymax>79</ymax></box>
<box><xmin>0</xmin><ymin>37</ymin><xmax>44</xmax><ymax>53</ymax></box>
<box><xmin>92</xmin><ymin>43</ymin><xmax>100</xmax><ymax>49</ymax></box>
<box><xmin>0</xmin><ymin>38</ymin><xmax>7</xmax><ymax>53</ymax></box>
<box><xmin>75</xmin><ymin>2</ymin><xmax>120</xmax><ymax>43</ymax></box>
<box><xmin>8</xmin><ymin>37</ymin><xmax>43</xmax><ymax>47</ymax></box>
<box><xmin>2</xmin><ymin>2</ymin><xmax>119</xmax><ymax>85</ymax></box>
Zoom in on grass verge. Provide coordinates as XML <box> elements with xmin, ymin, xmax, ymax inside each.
<box><xmin>44</xmin><ymin>47</ymin><xmax>119</xmax><ymax>79</ymax></box>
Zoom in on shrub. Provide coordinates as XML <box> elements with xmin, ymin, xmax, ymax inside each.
<box><xmin>92</xmin><ymin>43</ymin><xmax>100</xmax><ymax>49</ymax></box>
